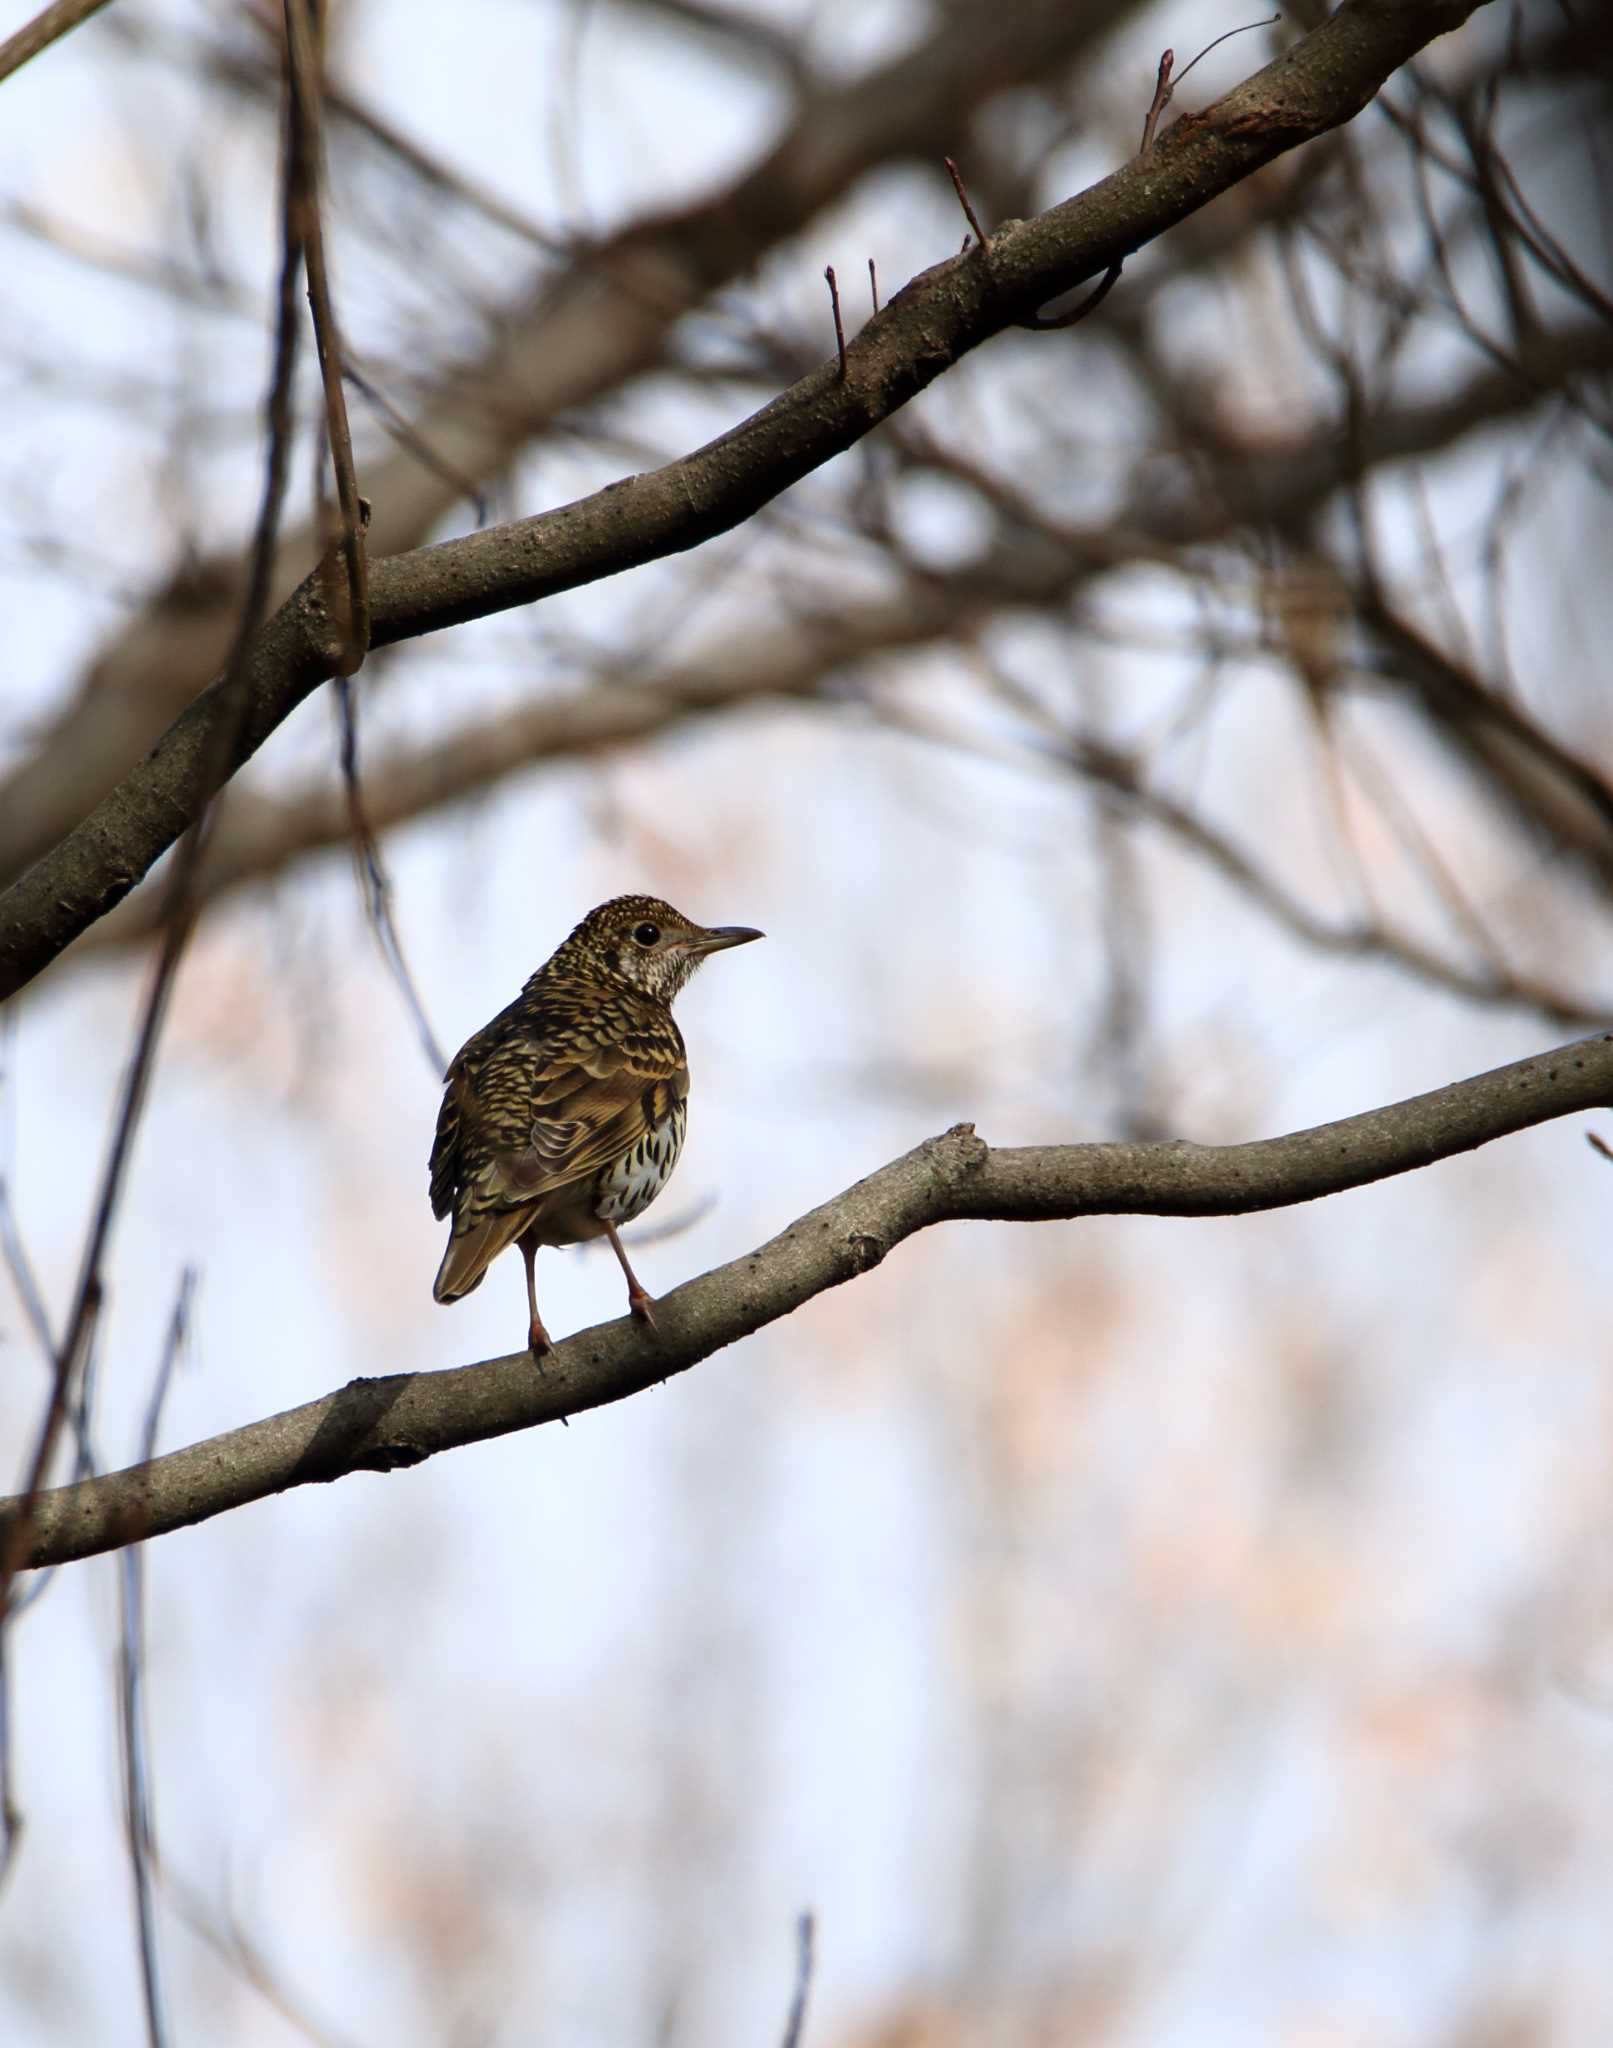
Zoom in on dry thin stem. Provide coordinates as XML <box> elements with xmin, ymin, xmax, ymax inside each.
<box><xmin>944</xmin><ymin>155</ymin><xmax>987</xmax><ymax>248</ymax></box>
<box><xmin>1174</xmin><ymin>15</ymin><xmax>1282</xmax><ymax>94</ymax></box>
<box><xmin>342</xmin><ymin>360</ymin><xmax>489</xmax><ymax>524</ymax></box>
<box><xmin>0</xmin><ymin>1634</ymin><xmax>19</xmax><ymax>1891</ymax></box>
<box><xmin>161</xmin><ymin>1865</ymin><xmax>360</xmax><ymax>2048</ymax></box>
<box><xmin>333</xmin><ymin>676</ymin><xmax>447</xmax><ymax>1075</ymax></box>
<box><xmin>118</xmin><ymin>1271</ymin><xmax>193</xmax><ymax>2048</ymax></box>
<box><xmin>824</xmin><ymin>264</ymin><xmax>846</xmax><ymax>380</ymax></box>
<box><xmin>1141</xmin><ymin>48</ymin><xmax>1176</xmax><ymax>154</ymax></box>
<box><xmin>283</xmin><ymin>0</ymin><xmax>369</xmax><ymax>674</ymax></box>
<box><xmin>1017</xmin><ymin>263</ymin><xmax>1121</xmax><ymax>332</ymax></box>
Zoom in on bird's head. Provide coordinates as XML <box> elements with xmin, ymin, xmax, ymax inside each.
<box><xmin>554</xmin><ymin>894</ymin><xmax>764</xmax><ymax>1004</ymax></box>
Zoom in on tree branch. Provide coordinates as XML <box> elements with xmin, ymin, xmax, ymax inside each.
<box><xmin>0</xmin><ymin>0</ymin><xmax>1490</xmax><ymax>1002</ymax></box>
<box><xmin>0</xmin><ymin>0</ymin><xmax>1149</xmax><ymax>885</ymax></box>
<box><xmin>65</xmin><ymin>307</ymin><xmax>1613</xmax><ymax>968</ymax></box>
<box><xmin>0</xmin><ymin>0</ymin><xmax>112</xmax><ymax>88</ymax></box>
<box><xmin>4</xmin><ymin>1027</ymin><xmax>1607</xmax><ymax>1574</ymax></box>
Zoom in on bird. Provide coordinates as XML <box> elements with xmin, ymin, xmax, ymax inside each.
<box><xmin>429</xmin><ymin>895</ymin><xmax>763</xmax><ymax>1355</ymax></box>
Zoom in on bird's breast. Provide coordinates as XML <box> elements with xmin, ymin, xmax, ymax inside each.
<box><xmin>593</xmin><ymin>1098</ymin><xmax>688</xmax><ymax>1225</ymax></box>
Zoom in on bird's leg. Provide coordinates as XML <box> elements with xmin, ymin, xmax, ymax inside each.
<box><xmin>603</xmin><ymin>1222</ymin><xmax>658</xmax><ymax>1333</ymax></box>
<box><xmin>519</xmin><ymin>1234</ymin><xmax>553</xmax><ymax>1356</ymax></box>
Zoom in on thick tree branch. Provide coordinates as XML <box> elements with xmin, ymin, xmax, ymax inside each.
<box><xmin>4</xmin><ymin>1028</ymin><xmax>1607</xmax><ymax>1573</ymax></box>
<box><xmin>0</xmin><ymin>0</ymin><xmax>1489</xmax><ymax>1002</ymax></box>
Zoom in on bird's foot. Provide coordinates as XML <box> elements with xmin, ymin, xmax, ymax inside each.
<box><xmin>628</xmin><ymin>1289</ymin><xmax>659</xmax><ymax>1336</ymax></box>
<box><xmin>528</xmin><ymin>1316</ymin><xmax>554</xmax><ymax>1358</ymax></box>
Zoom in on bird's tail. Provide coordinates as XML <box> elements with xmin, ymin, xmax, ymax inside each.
<box><xmin>433</xmin><ymin>1210</ymin><xmax>529</xmax><ymax>1304</ymax></box>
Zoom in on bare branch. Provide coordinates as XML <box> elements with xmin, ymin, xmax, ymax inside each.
<box><xmin>2</xmin><ymin>1027</ymin><xmax>1606</xmax><ymax>1574</ymax></box>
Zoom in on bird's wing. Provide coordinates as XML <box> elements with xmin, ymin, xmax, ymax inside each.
<box><xmin>485</xmin><ymin>1033</ymin><xmax>688</xmax><ymax>1204</ymax></box>
<box><xmin>435</xmin><ymin>1025</ymin><xmax>687</xmax><ymax>1223</ymax></box>
<box><xmin>428</xmin><ymin>1064</ymin><xmax>468</xmax><ymax>1220</ymax></box>
<box><xmin>432</xmin><ymin>1202</ymin><xmax>533</xmax><ymax>1304</ymax></box>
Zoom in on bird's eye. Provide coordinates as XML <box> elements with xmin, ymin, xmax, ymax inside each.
<box><xmin>632</xmin><ymin>922</ymin><xmax>661</xmax><ymax>947</ymax></box>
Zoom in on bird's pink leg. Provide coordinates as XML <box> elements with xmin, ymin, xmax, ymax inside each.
<box><xmin>604</xmin><ymin>1222</ymin><xmax>658</xmax><ymax>1333</ymax></box>
<box><xmin>519</xmin><ymin>1235</ymin><xmax>553</xmax><ymax>1355</ymax></box>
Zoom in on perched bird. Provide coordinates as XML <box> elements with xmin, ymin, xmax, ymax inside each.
<box><xmin>429</xmin><ymin>895</ymin><xmax>763</xmax><ymax>1354</ymax></box>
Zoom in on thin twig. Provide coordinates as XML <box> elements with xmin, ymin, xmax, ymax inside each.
<box><xmin>286</xmin><ymin>0</ymin><xmax>436</xmax><ymax>1072</ymax></box>
<box><xmin>283</xmin><ymin>0</ymin><xmax>369</xmax><ymax>675</ymax></box>
<box><xmin>162</xmin><ymin>1867</ymin><xmax>361</xmax><ymax>2048</ymax></box>
<box><xmin>0</xmin><ymin>1176</ymin><xmax>55</xmax><ymax>1370</ymax></box>
<box><xmin>779</xmin><ymin>1912</ymin><xmax>816</xmax><ymax>2048</ymax></box>
<box><xmin>0</xmin><ymin>1061</ymin><xmax>101</xmax><ymax>1890</ymax></box>
<box><xmin>1018</xmin><ymin>265</ymin><xmax>1122</xmax><ymax>332</ymax></box>
<box><xmin>0</xmin><ymin>1171</ymin><xmax>101</xmax><ymax>1511</ymax></box>
<box><xmin>1173</xmin><ymin>14</ymin><xmax>1282</xmax><ymax>92</ymax></box>
<box><xmin>943</xmin><ymin>155</ymin><xmax>986</xmax><ymax>248</ymax></box>
<box><xmin>1141</xmin><ymin>48</ymin><xmax>1176</xmax><ymax>153</ymax></box>
<box><xmin>234</xmin><ymin>0</ymin><xmax>571</xmax><ymax>256</ymax></box>
<box><xmin>118</xmin><ymin>1271</ymin><xmax>195</xmax><ymax>2048</ymax></box>
<box><xmin>334</xmin><ymin>676</ymin><xmax>448</xmax><ymax>1075</ymax></box>
<box><xmin>343</xmin><ymin>360</ymin><xmax>489</xmax><ymax>525</ymax></box>
<box><xmin>824</xmin><ymin>266</ymin><xmax>846</xmax><ymax>380</ymax></box>
<box><xmin>0</xmin><ymin>1637</ymin><xmax>17</xmax><ymax>1892</ymax></box>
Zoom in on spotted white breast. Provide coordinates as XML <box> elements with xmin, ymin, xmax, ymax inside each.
<box><xmin>593</xmin><ymin>1097</ymin><xmax>687</xmax><ymax>1225</ymax></box>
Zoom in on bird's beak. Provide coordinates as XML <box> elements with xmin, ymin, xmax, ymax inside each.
<box><xmin>687</xmin><ymin>925</ymin><xmax>765</xmax><ymax>954</ymax></box>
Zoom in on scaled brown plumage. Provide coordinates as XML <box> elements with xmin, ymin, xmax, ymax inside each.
<box><xmin>430</xmin><ymin>895</ymin><xmax>763</xmax><ymax>1353</ymax></box>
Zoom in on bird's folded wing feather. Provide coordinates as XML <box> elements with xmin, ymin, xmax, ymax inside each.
<box><xmin>432</xmin><ymin>1028</ymin><xmax>687</xmax><ymax>1222</ymax></box>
